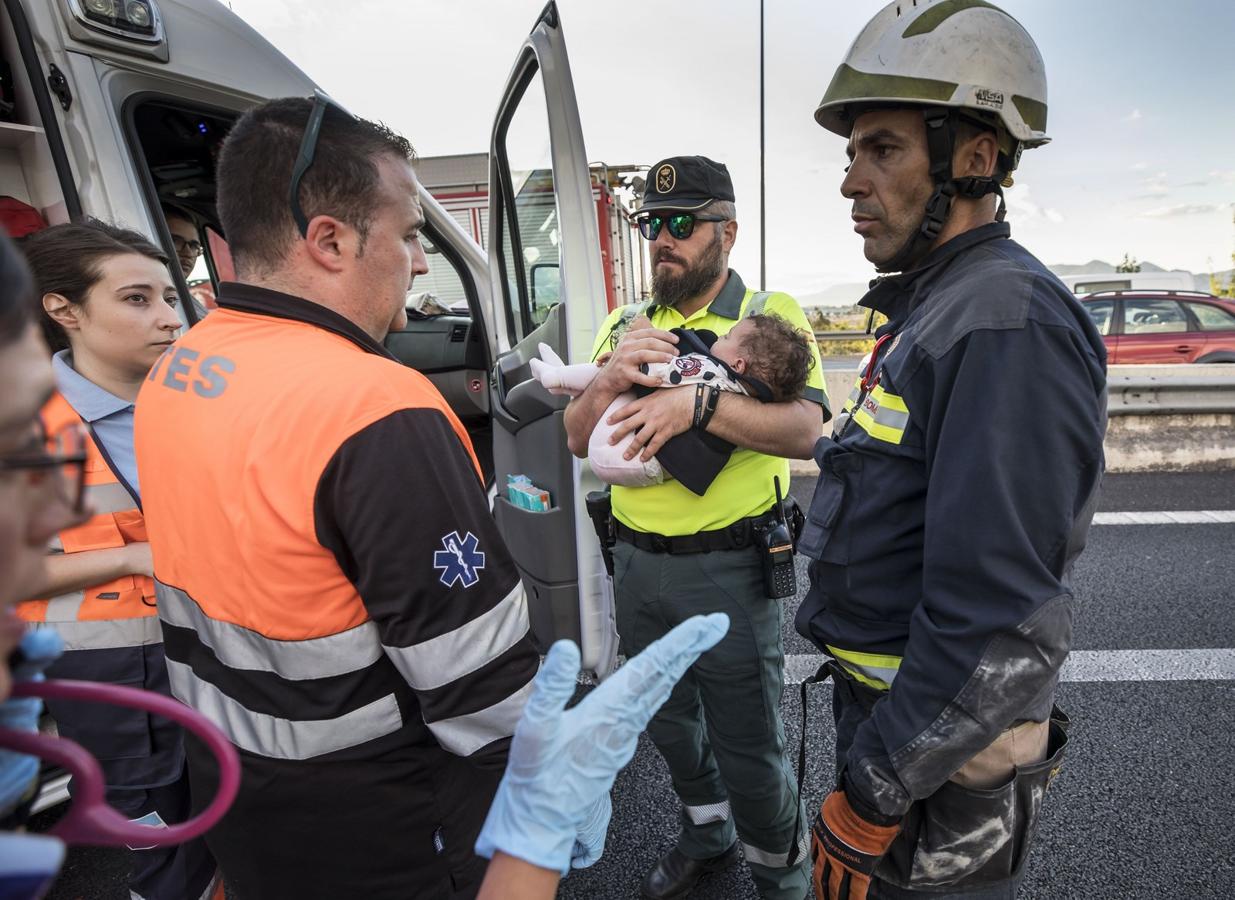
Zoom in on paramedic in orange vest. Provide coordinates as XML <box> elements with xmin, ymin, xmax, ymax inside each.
<box><xmin>134</xmin><ymin>97</ymin><xmax>554</xmax><ymax>900</ymax></box>
<box><xmin>17</xmin><ymin>222</ymin><xmax>221</xmax><ymax>900</ymax></box>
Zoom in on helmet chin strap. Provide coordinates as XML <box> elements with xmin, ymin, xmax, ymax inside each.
<box><xmin>874</xmin><ymin>108</ymin><xmax>1009</xmax><ymax>275</ymax></box>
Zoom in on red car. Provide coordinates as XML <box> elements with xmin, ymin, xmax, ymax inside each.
<box><xmin>1079</xmin><ymin>291</ymin><xmax>1235</xmax><ymax>364</ymax></box>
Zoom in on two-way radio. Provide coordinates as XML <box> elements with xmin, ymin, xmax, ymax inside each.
<box><xmin>757</xmin><ymin>476</ymin><xmax>797</xmax><ymax>599</ymax></box>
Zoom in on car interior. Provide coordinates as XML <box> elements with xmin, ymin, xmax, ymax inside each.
<box><xmin>1123</xmin><ymin>300</ymin><xmax>1189</xmax><ymax>334</ymax></box>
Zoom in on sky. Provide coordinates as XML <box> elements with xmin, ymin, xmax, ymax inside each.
<box><xmin>225</xmin><ymin>0</ymin><xmax>1235</xmax><ymax>301</ymax></box>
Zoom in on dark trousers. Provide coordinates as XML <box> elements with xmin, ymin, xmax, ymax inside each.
<box><xmin>187</xmin><ymin>735</ymin><xmax>495</xmax><ymax>900</ymax></box>
<box><xmin>47</xmin><ymin>644</ymin><xmax>218</xmax><ymax>899</ymax></box>
<box><xmin>613</xmin><ymin>541</ymin><xmax>810</xmax><ymax>900</ymax></box>
<box><xmin>831</xmin><ymin>677</ymin><xmax>1066</xmax><ymax>898</ymax></box>
<box><xmin>868</xmin><ymin>872</ymin><xmax>1025</xmax><ymax>899</ymax></box>
<box><xmin>108</xmin><ymin>774</ymin><xmax>220</xmax><ymax>900</ymax></box>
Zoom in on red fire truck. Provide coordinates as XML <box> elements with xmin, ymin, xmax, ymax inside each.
<box><xmin>416</xmin><ymin>153</ymin><xmax>650</xmax><ymax>315</ymax></box>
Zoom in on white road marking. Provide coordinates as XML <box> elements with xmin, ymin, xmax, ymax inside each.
<box><xmin>784</xmin><ymin>649</ymin><xmax>1235</xmax><ymax>685</ymax></box>
<box><xmin>1093</xmin><ymin>510</ymin><xmax>1235</xmax><ymax>525</ymax></box>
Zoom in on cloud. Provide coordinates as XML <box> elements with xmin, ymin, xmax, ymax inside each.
<box><xmin>1004</xmin><ymin>183</ymin><xmax>1065</xmax><ymax>225</ymax></box>
<box><xmin>1140</xmin><ymin>202</ymin><xmax>1234</xmax><ymax>219</ymax></box>
<box><xmin>1123</xmin><ymin>109</ymin><xmax>1143</xmax><ymax>122</ymax></box>
<box><xmin>1130</xmin><ymin>162</ymin><xmax>1149</xmax><ymax>171</ymax></box>
<box><xmin>1133</xmin><ymin>172</ymin><xmax>1170</xmax><ymax>199</ymax></box>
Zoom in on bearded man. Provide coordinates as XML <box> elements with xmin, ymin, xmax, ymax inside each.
<box><xmin>562</xmin><ymin>156</ymin><xmax>827</xmax><ymax>900</ymax></box>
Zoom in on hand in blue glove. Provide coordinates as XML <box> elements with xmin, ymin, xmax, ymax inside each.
<box><xmin>0</xmin><ymin>628</ymin><xmax>64</xmax><ymax>817</ymax></box>
<box><xmin>475</xmin><ymin>613</ymin><xmax>729</xmax><ymax>876</ymax></box>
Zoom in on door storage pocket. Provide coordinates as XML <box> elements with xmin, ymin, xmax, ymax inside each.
<box><xmin>880</xmin><ymin>715</ymin><xmax>1069</xmax><ymax>890</ymax></box>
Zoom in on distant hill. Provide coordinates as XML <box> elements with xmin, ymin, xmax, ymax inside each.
<box><xmin>798</xmin><ymin>282</ymin><xmax>872</xmax><ymax>309</ymax></box>
<box><xmin>1048</xmin><ymin>259</ymin><xmax>1177</xmax><ymax>276</ymax></box>
<box><xmin>1201</xmin><ymin>270</ymin><xmax>1235</xmax><ymax>292</ymax></box>
<box><xmin>1048</xmin><ymin>259</ymin><xmax>1234</xmax><ymax>292</ymax></box>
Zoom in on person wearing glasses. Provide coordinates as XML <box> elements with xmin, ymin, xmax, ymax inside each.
<box><xmin>132</xmin><ymin>97</ymin><xmax>554</xmax><ymax>900</ymax></box>
<box><xmin>562</xmin><ymin>156</ymin><xmax>827</xmax><ymax>900</ymax></box>
<box><xmin>14</xmin><ymin>222</ymin><xmax>222</xmax><ymax>900</ymax></box>
<box><xmin>0</xmin><ymin>231</ymin><xmax>89</xmax><ymax>897</ymax></box>
<box><xmin>162</xmin><ymin>206</ymin><xmax>202</xmax><ymax>280</ymax></box>
<box><xmin>0</xmin><ymin>231</ymin><xmax>90</xmax><ymax>710</ymax></box>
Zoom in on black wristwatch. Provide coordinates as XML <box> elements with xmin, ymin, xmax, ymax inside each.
<box><xmin>693</xmin><ymin>384</ymin><xmax>720</xmax><ymax>431</ymax></box>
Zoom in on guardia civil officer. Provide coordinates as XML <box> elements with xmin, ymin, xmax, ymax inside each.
<box><xmin>795</xmin><ymin>4</ymin><xmax>1108</xmax><ymax>899</ymax></box>
<box><xmin>133</xmin><ymin>98</ymin><xmax>602</xmax><ymax>900</ymax></box>
<box><xmin>564</xmin><ymin>156</ymin><xmax>828</xmax><ymax>900</ymax></box>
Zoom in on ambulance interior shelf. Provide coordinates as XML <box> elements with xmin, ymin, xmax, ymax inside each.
<box><xmin>0</xmin><ymin>117</ymin><xmax>67</xmax><ymax>227</ymax></box>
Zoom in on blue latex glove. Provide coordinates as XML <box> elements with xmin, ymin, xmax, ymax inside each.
<box><xmin>0</xmin><ymin>628</ymin><xmax>63</xmax><ymax>817</ymax></box>
<box><xmin>475</xmin><ymin>613</ymin><xmax>730</xmax><ymax>875</ymax></box>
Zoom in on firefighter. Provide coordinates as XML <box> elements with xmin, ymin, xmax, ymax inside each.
<box><xmin>132</xmin><ymin>98</ymin><xmax>593</xmax><ymax>900</ymax></box>
<box><xmin>16</xmin><ymin>222</ymin><xmax>221</xmax><ymax>900</ymax></box>
<box><xmin>564</xmin><ymin>156</ymin><xmax>828</xmax><ymax>900</ymax></box>
<box><xmin>796</xmin><ymin>3</ymin><xmax>1108</xmax><ymax>899</ymax></box>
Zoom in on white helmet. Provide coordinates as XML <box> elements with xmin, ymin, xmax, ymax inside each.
<box><xmin>816</xmin><ymin>0</ymin><xmax>1050</xmax><ymax>273</ymax></box>
<box><xmin>816</xmin><ymin>0</ymin><xmax>1049</xmax><ymax>164</ymax></box>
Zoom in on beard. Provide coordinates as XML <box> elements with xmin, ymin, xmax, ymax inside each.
<box><xmin>652</xmin><ymin>230</ymin><xmax>726</xmax><ymax>308</ymax></box>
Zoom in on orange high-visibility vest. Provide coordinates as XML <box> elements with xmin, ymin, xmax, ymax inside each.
<box><xmin>18</xmin><ymin>392</ymin><xmax>161</xmax><ymax>651</ymax></box>
<box><xmin>134</xmin><ymin>302</ymin><xmax>483</xmax><ymax>761</ymax></box>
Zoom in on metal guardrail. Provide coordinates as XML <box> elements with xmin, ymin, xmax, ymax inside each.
<box><xmin>1108</xmin><ymin>373</ymin><xmax>1235</xmax><ymax>415</ymax></box>
<box><xmin>810</xmin><ymin>356</ymin><xmax>1235</xmax><ymax>416</ymax></box>
<box><xmin>814</xmin><ymin>330</ymin><xmax>872</xmax><ymax>342</ymax></box>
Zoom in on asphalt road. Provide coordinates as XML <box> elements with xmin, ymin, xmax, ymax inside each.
<box><xmin>33</xmin><ymin>471</ymin><xmax>1235</xmax><ymax>899</ymax></box>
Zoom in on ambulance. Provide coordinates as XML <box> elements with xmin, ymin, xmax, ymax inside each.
<box><xmin>0</xmin><ymin>0</ymin><xmax>619</xmax><ymax>681</ymax></box>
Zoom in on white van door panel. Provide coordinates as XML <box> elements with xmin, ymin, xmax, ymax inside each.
<box><xmin>61</xmin><ymin>53</ymin><xmax>150</xmax><ymax>227</ymax></box>
<box><xmin>487</xmin><ymin>2</ymin><xmax>617</xmax><ymax>677</ymax></box>
<box><xmin>46</xmin><ymin>0</ymin><xmax>314</xmax><ymax>99</ymax></box>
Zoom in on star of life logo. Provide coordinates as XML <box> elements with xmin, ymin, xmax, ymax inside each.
<box><xmin>434</xmin><ymin>531</ymin><xmax>486</xmax><ymax>588</ymax></box>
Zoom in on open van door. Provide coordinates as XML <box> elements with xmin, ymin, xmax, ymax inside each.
<box><xmin>486</xmin><ymin>2</ymin><xmax>617</xmax><ymax>677</ymax></box>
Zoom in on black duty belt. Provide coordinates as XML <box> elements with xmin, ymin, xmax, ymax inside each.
<box><xmin>615</xmin><ymin>511</ymin><xmax>776</xmax><ymax>555</ymax></box>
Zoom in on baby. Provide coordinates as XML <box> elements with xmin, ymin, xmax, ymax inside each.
<box><xmin>532</xmin><ymin>313</ymin><xmax>814</xmax><ymax>494</ymax></box>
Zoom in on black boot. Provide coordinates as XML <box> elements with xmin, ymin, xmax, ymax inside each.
<box><xmin>640</xmin><ymin>843</ymin><xmax>741</xmax><ymax>899</ymax></box>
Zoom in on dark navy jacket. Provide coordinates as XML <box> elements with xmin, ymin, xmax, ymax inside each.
<box><xmin>795</xmin><ymin>223</ymin><xmax>1108</xmax><ymax>820</ymax></box>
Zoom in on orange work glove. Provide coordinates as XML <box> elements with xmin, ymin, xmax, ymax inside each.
<box><xmin>810</xmin><ymin>788</ymin><xmax>901</xmax><ymax>900</ymax></box>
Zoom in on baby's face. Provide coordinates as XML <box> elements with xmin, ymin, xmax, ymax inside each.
<box><xmin>712</xmin><ymin>319</ymin><xmax>754</xmax><ymax>371</ymax></box>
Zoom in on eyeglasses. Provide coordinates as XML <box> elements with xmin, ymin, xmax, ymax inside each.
<box><xmin>171</xmin><ymin>235</ymin><xmax>203</xmax><ymax>256</ymax></box>
<box><xmin>289</xmin><ymin>90</ymin><xmax>353</xmax><ymax>238</ymax></box>
<box><xmin>635</xmin><ymin>212</ymin><xmax>727</xmax><ymax>242</ymax></box>
<box><xmin>0</xmin><ymin>422</ymin><xmax>88</xmax><ymax>514</ymax></box>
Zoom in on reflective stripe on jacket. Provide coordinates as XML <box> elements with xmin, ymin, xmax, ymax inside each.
<box><xmin>18</xmin><ymin>392</ymin><xmax>160</xmax><ymax>651</ymax></box>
